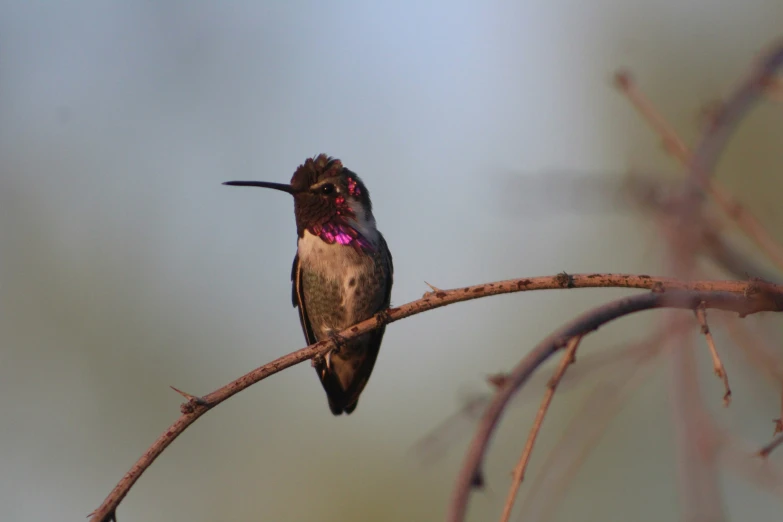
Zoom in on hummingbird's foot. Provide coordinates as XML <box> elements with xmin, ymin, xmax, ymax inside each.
<box><xmin>312</xmin><ymin>350</ymin><xmax>333</xmax><ymax>377</ymax></box>
<box><xmin>376</xmin><ymin>308</ymin><xmax>391</xmax><ymax>327</ymax></box>
<box><xmin>327</xmin><ymin>332</ymin><xmax>347</xmax><ymax>355</ymax></box>
<box><xmin>312</xmin><ymin>332</ymin><xmax>346</xmax><ymax>373</ymax></box>
<box><xmin>311</xmin><ymin>353</ymin><xmax>326</xmax><ymax>369</ymax></box>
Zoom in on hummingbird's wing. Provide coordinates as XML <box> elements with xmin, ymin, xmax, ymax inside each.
<box><xmin>291</xmin><ymin>253</ymin><xmax>316</xmax><ymax>345</ymax></box>
<box><xmin>378</xmin><ymin>233</ymin><xmax>394</xmax><ymax>307</ymax></box>
<box><xmin>292</xmin><ymin>253</ymin><xmax>351</xmax><ymax>414</ymax></box>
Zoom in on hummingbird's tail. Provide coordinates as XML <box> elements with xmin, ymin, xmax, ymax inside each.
<box><xmin>315</xmin><ymin>332</ymin><xmax>384</xmax><ymax>415</ymax></box>
<box><xmin>318</xmin><ymin>369</ymin><xmax>358</xmax><ymax>415</ymax></box>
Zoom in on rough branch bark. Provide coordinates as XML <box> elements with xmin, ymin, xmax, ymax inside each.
<box><xmin>89</xmin><ymin>274</ymin><xmax>783</xmax><ymax>522</ymax></box>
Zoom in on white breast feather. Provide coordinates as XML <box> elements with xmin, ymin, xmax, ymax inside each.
<box><xmin>298</xmin><ymin>221</ymin><xmax>377</xmax><ymax>329</ymax></box>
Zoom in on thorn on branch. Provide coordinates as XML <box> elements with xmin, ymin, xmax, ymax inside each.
<box><xmin>424</xmin><ymin>281</ymin><xmax>443</xmax><ymax>293</ymax></box>
<box><xmin>423</xmin><ymin>281</ymin><xmax>447</xmax><ymax>299</ymax></box>
<box><xmin>170</xmin><ymin>386</ymin><xmax>207</xmax><ymax>412</ymax></box>
<box><xmin>86</xmin><ymin>509</ymin><xmax>117</xmax><ymax>522</ymax></box>
<box><xmin>694</xmin><ymin>305</ymin><xmax>732</xmax><ymax>406</ymax></box>
<box><xmin>487</xmin><ymin>373</ymin><xmax>509</xmax><ymax>390</ymax></box>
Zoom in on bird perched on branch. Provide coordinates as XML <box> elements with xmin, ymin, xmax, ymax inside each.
<box><xmin>225</xmin><ymin>154</ymin><xmax>393</xmax><ymax>415</ymax></box>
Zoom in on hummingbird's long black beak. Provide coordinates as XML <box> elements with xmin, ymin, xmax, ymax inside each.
<box><xmin>222</xmin><ymin>181</ymin><xmax>296</xmax><ymax>194</ymax></box>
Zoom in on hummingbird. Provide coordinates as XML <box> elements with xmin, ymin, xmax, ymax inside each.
<box><xmin>224</xmin><ymin>154</ymin><xmax>394</xmax><ymax>415</ymax></box>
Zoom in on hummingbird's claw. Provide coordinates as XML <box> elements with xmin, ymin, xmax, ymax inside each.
<box><xmin>327</xmin><ymin>332</ymin><xmax>347</xmax><ymax>354</ymax></box>
<box><xmin>376</xmin><ymin>309</ymin><xmax>391</xmax><ymax>326</ymax></box>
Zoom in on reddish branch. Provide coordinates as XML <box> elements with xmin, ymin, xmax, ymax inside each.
<box><xmin>89</xmin><ymin>275</ymin><xmax>783</xmax><ymax>522</ymax></box>
<box><xmin>616</xmin><ymin>43</ymin><xmax>783</xmax><ymax>271</ymax></box>
<box><xmin>694</xmin><ymin>306</ymin><xmax>732</xmax><ymax>406</ymax></box>
<box><xmin>90</xmin><ymin>42</ymin><xmax>783</xmax><ymax>522</ymax></box>
<box><xmin>686</xmin><ymin>40</ymin><xmax>783</xmax><ymax>194</ymax></box>
<box><xmin>498</xmin><ymin>335</ymin><xmax>582</xmax><ymax>522</ymax></box>
<box><xmin>446</xmin><ymin>41</ymin><xmax>783</xmax><ymax>522</ymax></box>
<box><xmin>446</xmin><ymin>288</ymin><xmax>783</xmax><ymax>522</ymax></box>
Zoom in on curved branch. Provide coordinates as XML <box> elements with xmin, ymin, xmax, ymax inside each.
<box><xmin>688</xmin><ymin>40</ymin><xmax>783</xmax><ymax>194</ymax></box>
<box><xmin>447</xmin><ymin>289</ymin><xmax>783</xmax><ymax>522</ymax></box>
<box><xmin>616</xmin><ymin>66</ymin><xmax>783</xmax><ymax>273</ymax></box>
<box><xmin>90</xmin><ymin>274</ymin><xmax>783</xmax><ymax>522</ymax></box>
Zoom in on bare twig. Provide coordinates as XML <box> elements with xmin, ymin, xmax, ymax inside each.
<box><xmin>759</xmin><ymin>433</ymin><xmax>783</xmax><ymax>457</ymax></box>
<box><xmin>518</xmin><ymin>329</ymin><xmax>680</xmax><ymax>522</ymax></box>
<box><xmin>413</xmin><ymin>332</ymin><xmax>669</xmax><ymax>468</ymax></box>
<box><xmin>615</xmin><ymin>52</ymin><xmax>783</xmax><ymax>271</ymax></box>
<box><xmin>694</xmin><ymin>305</ymin><xmax>732</xmax><ymax>406</ymax></box>
<box><xmin>498</xmin><ymin>335</ymin><xmax>582</xmax><ymax>522</ymax></box>
<box><xmin>669</xmin><ymin>322</ymin><xmax>729</xmax><ymax>521</ymax></box>
<box><xmin>614</xmin><ymin>71</ymin><xmax>692</xmax><ymax>161</ymax></box>
<box><xmin>687</xmin><ymin>41</ymin><xmax>783</xmax><ymax>192</ymax></box>
<box><xmin>447</xmin><ymin>288</ymin><xmax>783</xmax><ymax>522</ymax></box>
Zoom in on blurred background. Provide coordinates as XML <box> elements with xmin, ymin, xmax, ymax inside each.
<box><xmin>1</xmin><ymin>1</ymin><xmax>783</xmax><ymax>521</ymax></box>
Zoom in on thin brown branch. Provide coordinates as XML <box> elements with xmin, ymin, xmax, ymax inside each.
<box><xmin>614</xmin><ymin>71</ymin><xmax>692</xmax><ymax>162</ymax></box>
<box><xmin>668</xmin><ymin>312</ymin><xmax>729</xmax><ymax>521</ymax></box>
<box><xmin>498</xmin><ymin>335</ymin><xmax>582</xmax><ymax>522</ymax></box>
<box><xmin>694</xmin><ymin>305</ymin><xmax>732</xmax><ymax>406</ymax></box>
<box><xmin>413</xmin><ymin>332</ymin><xmax>669</xmax><ymax>468</ymax></box>
<box><xmin>687</xmin><ymin>41</ymin><xmax>783</xmax><ymax>192</ymax></box>
<box><xmin>759</xmin><ymin>432</ymin><xmax>783</xmax><ymax>458</ymax></box>
<box><xmin>615</xmin><ymin>50</ymin><xmax>783</xmax><ymax>271</ymax></box>
<box><xmin>447</xmin><ymin>288</ymin><xmax>783</xmax><ymax>522</ymax></box>
<box><xmin>90</xmin><ymin>274</ymin><xmax>783</xmax><ymax>522</ymax></box>
<box><xmin>720</xmin><ymin>436</ymin><xmax>783</xmax><ymax>496</ymax></box>
<box><xmin>518</xmin><ymin>329</ymin><xmax>679</xmax><ymax>522</ymax></box>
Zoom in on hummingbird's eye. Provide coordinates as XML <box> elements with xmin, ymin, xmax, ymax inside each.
<box><xmin>320</xmin><ymin>183</ymin><xmax>335</xmax><ymax>195</ymax></box>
